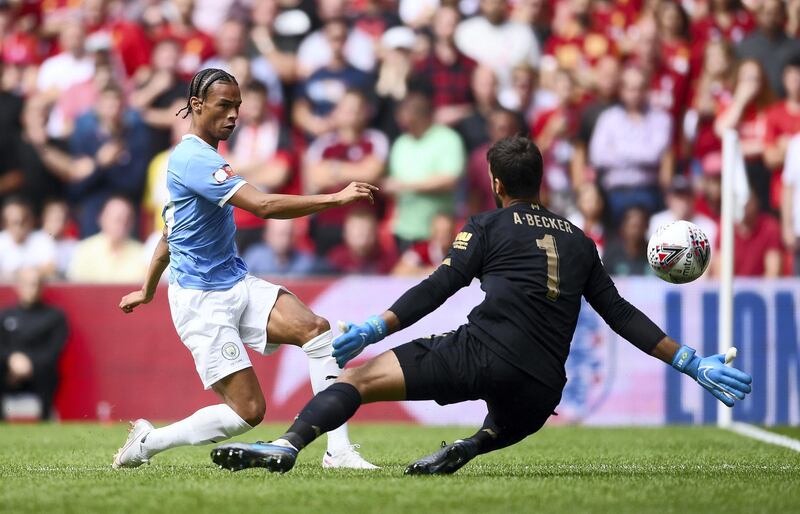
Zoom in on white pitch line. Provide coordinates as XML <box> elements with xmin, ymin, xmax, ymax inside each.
<box><xmin>727</xmin><ymin>422</ymin><xmax>800</xmax><ymax>452</ymax></box>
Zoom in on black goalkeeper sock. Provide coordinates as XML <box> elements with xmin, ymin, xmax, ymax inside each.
<box><xmin>281</xmin><ymin>382</ymin><xmax>362</xmax><ymax>450</ymax></box>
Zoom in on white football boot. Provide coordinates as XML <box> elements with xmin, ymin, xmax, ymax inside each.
<box><xmin>112</xmin><ymin>419</ymin><xmax>154</xmax><ymax>469</ymax></box>
<box><xmin>322</xmin><ymin>444</ymin><xmax>379</xmax><ymax>469</ymax></box>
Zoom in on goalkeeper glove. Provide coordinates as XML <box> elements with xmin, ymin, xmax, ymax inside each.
<box><xmin>671</xmin><ymin>345</ymin><xmax>753</xmax><ymax>407</ymax></box>
<box><xmin>332</xmin><ymin>316</ymin><xmax>388</xmax><ymax>368</ymax></box>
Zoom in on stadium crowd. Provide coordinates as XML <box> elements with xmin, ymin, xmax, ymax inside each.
<box><xmin>0</xmin><ymin>0</ymin><xmax>798</xmax><ymax>281</ymax></box>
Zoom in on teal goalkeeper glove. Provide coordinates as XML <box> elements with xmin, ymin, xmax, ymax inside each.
<box><xmin>332</xmin><ymin>316</ymin><xmax>388</xmax><ymax>368</ymax></box>
<box><xmin>671</xmin><ymin>346</ymin><xmax>753</xmax><ymax>407</ymax></box>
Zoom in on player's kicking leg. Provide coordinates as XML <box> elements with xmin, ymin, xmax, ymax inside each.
<box><xmin>211</xmin><ymin>349</ymin><xmax>405</xmax><ymax>472</ymax></box>
<box><xmin>263</xmin><ymin>290</ymin><xmax>377</xmax><ymax>469</ymax></box>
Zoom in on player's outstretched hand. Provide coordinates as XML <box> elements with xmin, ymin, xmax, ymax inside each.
<box><xmin>671</xmin><ymin>346</ymin><xmax>753</xmax><ymax>407</ymax></box>
<box><xmin>335</xmin><ymin>182</ymin><xmax>379</xmax><ymax>206</ymax></box>
<box><xmin>119</xmin><ymin>289</ymin><xmax>154</xmax><ymax>314</ymax></box>
<box><xmin>332</xmin><ymin>316</ymin><xmax>388</xmax><ymax>368</ymax></box>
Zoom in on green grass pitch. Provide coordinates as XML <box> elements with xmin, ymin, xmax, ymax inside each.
<box><xmin>1</xmin><ymin>423</ymin><xmax>798</xmax><ymax>514</ymax></box>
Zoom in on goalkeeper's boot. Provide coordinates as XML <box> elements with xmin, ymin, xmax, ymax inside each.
<box><xmin>211</xmin><ymin>441</ymin><xmax>297</xmax><ymax>473</ymax></box>
<box><xmin>112</xmin><ymin>419</ymin><xmax>154</xmax><ymax>469</ymax></box>
<box><xmin>404</xmin><ymin>439</ymin><xmax>478</xmax><ymax>475</ymax></box>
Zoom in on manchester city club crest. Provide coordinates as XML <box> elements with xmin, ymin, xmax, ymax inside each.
<box><xmin>221</xmin><ymin>342</ymin><xmax>240</xmax><ymax>360</ymax></box>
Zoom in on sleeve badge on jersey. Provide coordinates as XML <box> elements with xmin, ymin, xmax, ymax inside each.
<box><xmin>452</xmin><ymin>232</ymin><xmax>472</xmax><ymax>250</ymax></box>
<box><xmin>212</xmin><ymin>164</ymin><xmax>236</xmax><ymax>183</ymax></box>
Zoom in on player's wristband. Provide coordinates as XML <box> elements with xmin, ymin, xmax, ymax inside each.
<box><xmin>671</xmin><ymin>345</ymin><xmax>700</xmax><ymax>379</ymax></box>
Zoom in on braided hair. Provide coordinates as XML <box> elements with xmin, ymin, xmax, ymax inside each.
<box><xmin>176</xmin><ymin>68</ymin><xmax>239</xmax><ymax>119</ymax></box>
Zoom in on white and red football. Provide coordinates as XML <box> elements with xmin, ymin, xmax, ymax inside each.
<box><xmin>647</xmin><ymin>220</ymin><xmax>711</xmax><ymax>284</ymax></box>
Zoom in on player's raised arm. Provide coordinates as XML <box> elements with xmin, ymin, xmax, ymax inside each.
<box><xmin>582</xmin><ymin>240</ymin><xmax>752</xmax><ymax>407</ymax></box>
<box><xmin>119</xmin><ymin>230</ymin><xmax>170</xmax><ymax>314</ymax></box>
<box><xmin>228</xmin><ymin>181</ymin><xmax>377</xmax><ymax>220</ymax></box>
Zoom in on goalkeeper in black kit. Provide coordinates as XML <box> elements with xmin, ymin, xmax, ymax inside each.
<box><xmin>212</xmin><ymin>136</ymin><xmax>753</xmax><ymax>475</ymax></box>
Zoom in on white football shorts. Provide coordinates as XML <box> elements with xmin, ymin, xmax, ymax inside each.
<box><xmin>167</xmin><ymin>275</ymin><xmax>285</xmax><ymax>389</ymax></box>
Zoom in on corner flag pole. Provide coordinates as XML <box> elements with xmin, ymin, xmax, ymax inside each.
<box><xmin>718</xmin><ymin>129</ymin><xmax>738</xmax><ymax>428</ymax></box>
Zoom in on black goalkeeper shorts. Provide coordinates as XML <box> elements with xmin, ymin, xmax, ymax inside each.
<box><xmin>393</xmin><ymin>325</ymin><xmax>561</xmax><ymax>434</ymax></box>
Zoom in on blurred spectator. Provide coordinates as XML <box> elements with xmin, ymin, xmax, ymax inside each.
<box><xmin>354</xmin><ymin>0</ymin><xmax>403</xmax><ymax>42</ymax></box>
<box><xmin>696</xmin><ymin>151</ymin><xmax>724</xmax><ymax>222</ymax></box>
<box><xmin>82</xmin><ymin>0</ymin><xmax>153</xmax><ymax>78</ymax></box>
<box><xmin>247</xmin><ymin>0</ymin><xmax>300</xmax><ymax>83</ymax></box>
<box><xmin>36</xmin><ymin>20</ymin><xmax>96</xmax><ymax>138</ymax></box>
<box><xmin>55</xmin><ymin>51</ymin><xmax>120</xmax><ymax>140</ymax></box>
<box><xmin>467</xmin><ymin>107</ymin><xmax>523</xmax><ymax>215</ymax></box>
<box><xmin>737</xmin><ymin>0</ymin><xmax>800</xmax><ymax>96</ymax></box>
<box><xmin>0</xmin><ymin>268</ymin><xmax>67</xmax><ymax>421</ymax></box>
<box><xmin>223</xmin><ymin>81</ymin><xmax>293</xmax><ymax>252</ymax></box>
<box><xmin>65</xmin><ymin>85</ymin><xmax>150</xmax><ymax>237</ymax></box>
<box><xmin>589</xmin><ymin>66</ymin><xmax>673</xmax><ymax>225</ymax></box>
<box><xmin>602</xmin><ymin>206</ymin><xmax>651</xmax><ymax>276</ymax></box>
<box><xmin>632</xmin><ymin>19</ymin><xmax>690</xmax><ymax>135</ymax></box>
<box><xmin>392</xmin><ymin>212</ymin><xmax>455</xmax><ymax>276</ymax></box>
<box><xmin>763</xmin><ymin>54</ymin><xmax>800</xmax><ymax>207</ymax></box>
<box><xmin>143</xmin><ymin>115</ymin><xmax>192</xmax><ymax>236</ymax></box>
<box><xmin>690</xmin><ymin>0</ymin><xmax>755</xmax><ymax>57</ymax></box>
<box><xmin>0</xmin><ymin>73</ymin><xmax>23</xmax><ymax>203</ymax></box>
<box><xmin>568</xmin><ymin>182</ymin><xmax>605</xmax><ymax>255</ymax></box>
<box><xmin>414</xmin><ymin>6</ymin><xmax>476</xmax><ymax>126</ymax></box>
<box><xmin>243</xmin><ymin>219</ymin><xmax>317</xmax><ymax>276</ymax></box>
<box><xmin>544</xmin><ymin>0</ymin><xmax>616</xmax><ymax>74</ymax></box>
<box><xmin>714</xmin><ymin>58</ymin><xmax>774</xmax><ymax>211</ymax></box>
<box><xmin>293</xmin><ymin>18</ymin><xmax>374</xmax><ymax>138</ymax></box>
<box><xmin>130</xmin><ymin>39</ymin><xmax>190</xmax><ymax>155</ymax></box>
<box><xmin>647</xmin><ymin>175</ymin><xmax>719</xmax><ymax>246</ymax></box>
<box><xmin>11</xmin><ymin>98</ymin><xmax>68</xmax><ymax>211</ymax></box>
<box><xmin>304</xmin><ymin>89</ymin><xmax>388</xmax><ymax>254</ymax></box>
<box><xmin>149</xmin><ymin>0</ymin><xmax>216</xmax><ymax>79</ymax></box>
<box><xmin>572</xmin><ymin>55</ymin><xmax>621</xmax><ymax>188</ymax></box>
<box><xmin>456</xmin><ymin>65</ymin><xmax>501</xmax><ymax>152</ymax></box>
<box><xmin>0</xmin><ymin>198</ymin><xmax>56</xmax><ymax>281</ymax></box>
<box><xmin>780</xmin><ymin>132</ymin><xmax>800</xmax><ymax>272</ymax></box>
<box><xmin>532</xmin><ymin>68</ymin><xmax>582</xmax><ymax>217</ymax></box>
<box><xmin>374</xmin><ymin>26</ymin><xmax>416</xmax><ymax>140</ymax></box>
<box><xmin>685</xmin><ymin>40</ymin><xmax>735</xmax><ymax>167</ymax></box>
<box><xmin>498</xmin><ymin>63</ymin><xmax>557</xmax><ymax>124</ymax></box>
<box><xmin>387</xmin><ymin>91</ymin><xmax>465</xmax><ymax>248</ymax></box>
<box><xmin>67</xmin><ymin>196</ymin><xmax>146</xmax><ymax>283</ymax></box>
<box><xmin>202</xmin><ymin>19</ymin><xmax>283</xmax><ymax>105</ymax></box>
<box><xmin>325</xmin><ymin>209</ymin><xmax>398</xmax><ymax>274</ymax></box>
<box><xmin>399</xmin><ymin>0</ymin><xmax>438</xmax><ymax>28</ymax></box>
<box><xmin>40</xmin><ymin>200</ymin><xmax>77</xmax><ymax>280</ymax></box>
<box><xmin>454</xmin><ymin>0</ymin><xmax>541</xmax><ymax>98</ymax></box>
<box><xmin>729</xmin><ymin>195</ymin><xmax>782</xmax><ymax>276</ymax></box>
<box><xmin>296</xmin><ymin>0</ymin><xmax>376</xmax><ymax>77</ymax></box>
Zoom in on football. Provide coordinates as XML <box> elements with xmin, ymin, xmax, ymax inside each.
<box><xmin>647</xmin><ymin>220</ymin><xmax>711</xmax><ymax>284</ymax></box>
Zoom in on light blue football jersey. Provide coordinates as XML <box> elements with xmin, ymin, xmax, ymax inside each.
<box><xmin>163</xmin><ymin>134</ymin><xmax>248</xmax><ymax>291</ymax></box>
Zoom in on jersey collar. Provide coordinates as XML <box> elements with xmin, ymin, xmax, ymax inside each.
<box><xmin>182</xmin><ymin>133</ymin><xmax>215</xmax><ymax>149</ymax></box>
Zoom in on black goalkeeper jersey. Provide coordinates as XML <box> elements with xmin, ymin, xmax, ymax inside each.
<box><xmin>389</xmin><ymin>202</ymin><xmax>665</xmax><ymax>391</ymax></box>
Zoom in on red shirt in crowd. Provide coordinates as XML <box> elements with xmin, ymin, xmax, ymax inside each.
<box><xmin>87</xmin><ymin>19</ymin><xmax>152</xmax><ymax>76</ymax></box>
<box><xmin>545</xmin><ymin>25</ymin><xmax>617</xmax><ymax>70</ymax></box>
<box><xmin>153</xmin><ymin>24</ymin><xmax>216</xmax><ymax>79</ymax></box>
<box><xmin>414</xmin><ymin>52</ymin><xmax>476</xmax><ymax>109</ymax></box>
<box><xmin>590</xmin><ymin>0</ymin><xmax>640</xmax><ymax>42</ymax></box>
<box><xmin>304</xmin><ymin>129</ymin><xmax>389</xmax><ymax>227</ymax></box>
<box><xmin>325</xmin><ymin>244</ymin><xmax>398</xmax><ymax>275</ymax></box>
<box><xmin>691</xmin><ymin>86</ymin><xmax>732</xmax><ymax>161</ymax></box>
<box><xmin>715</xmin><ymin>101</ymin><xmax>769</xmax><ymax>159</ymax></box>
<box><xmin>689</xmin><ymin>10</ymin><xmax>755</xmax><ymax>80</ymax></box>
<box><xmin>730</xmin><ymin>214</ymin><xmax>782</xmax><ymax>276</ymax></box>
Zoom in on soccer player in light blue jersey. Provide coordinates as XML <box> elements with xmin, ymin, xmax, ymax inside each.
<box><xmin>113</xmin><ymin>69</ymin><xmax>379</xmax><ymax>470</ymax></box>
